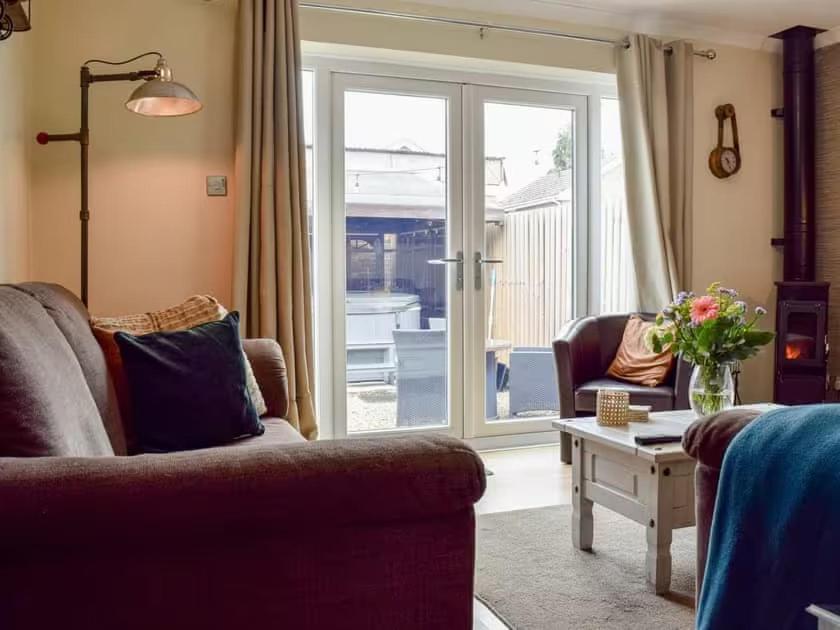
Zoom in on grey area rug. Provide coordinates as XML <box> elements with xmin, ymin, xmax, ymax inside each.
<box><xmin>476</xmin><ymin>505</ymin><xmax>696</xmax><ymax>630</ymax></box>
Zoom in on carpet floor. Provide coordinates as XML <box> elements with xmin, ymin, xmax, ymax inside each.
<box><xmin>476</xmin><ymin>504</ymin><xmax>696</xmax><ymax>630</ymax></box>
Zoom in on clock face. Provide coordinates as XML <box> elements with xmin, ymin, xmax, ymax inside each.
<box><xmin>720</xmin><ymin>148</ymin><xmax>739</xmax><ymax>174</ymax></box>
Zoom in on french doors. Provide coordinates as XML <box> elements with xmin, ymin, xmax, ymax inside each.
<box><xmin>329</xmin><ymin>71</ymin><xmax>587</xmax><ymax>441</ymax></box>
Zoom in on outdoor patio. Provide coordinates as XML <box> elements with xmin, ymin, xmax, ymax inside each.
<box><xmin>347</xmin><ymin>382</ymin><xmax>564</xmax><ymax>433</ymax></box>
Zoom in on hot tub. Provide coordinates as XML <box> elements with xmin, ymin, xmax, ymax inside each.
<box><xmin>346</xmin><ymin>292</ymin><xmax>421</xmax><ymax>383</ymax></box>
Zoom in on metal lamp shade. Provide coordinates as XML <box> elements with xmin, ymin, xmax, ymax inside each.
<box><xmin>125</xmin><ymin>79</ymin><xmax>202</xmax><ymax>117</ymax></box>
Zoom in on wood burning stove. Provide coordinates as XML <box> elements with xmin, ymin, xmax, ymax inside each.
<box><xmin>771</xmin><ymin>26</ymin><xmax>829</xmax><ymax>405</ymax></box>
<box><xmin>774</xmin><ymin>282</ymin><xmax>829</xmax><ymax>404</ymax></box>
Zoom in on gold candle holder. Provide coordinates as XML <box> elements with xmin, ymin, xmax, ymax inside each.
<box><xmin>596</xmin><ymin>389</ymin><xmax>630</xmax><ymax>426</ymax></box>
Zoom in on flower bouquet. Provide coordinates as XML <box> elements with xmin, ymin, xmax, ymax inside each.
<box><xmin>647</xmin><ymin>283</ymin><xmax>774</xmax><ymax>416</ymax></box>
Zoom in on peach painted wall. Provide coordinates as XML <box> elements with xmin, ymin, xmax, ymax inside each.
<box><xmin>28</xmin><ymin>0</ymin><xmax>237</xmax><ymax>315</ymax></box>
<box><xmin>0</xmin><ymin>32</ymin><xmax>32</xmax><ymax>283</ymax></box>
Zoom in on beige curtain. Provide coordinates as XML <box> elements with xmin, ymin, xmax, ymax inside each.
<box><xmin>616</xmin><ymin>35</ymin><xmax>694</xmax><ymax>311</ymax></box>
<box><xmin>233</xmin><ymin>0</ymin><xmax>317</xmax><ymax>439</ymax></box>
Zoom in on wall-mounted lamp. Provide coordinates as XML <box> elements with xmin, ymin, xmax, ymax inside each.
<box><xmin>0</xmin><ymin>0</ymin><xmax>31</xmax><ymax>41</ymax></box>
<box><xmin>36</xmin><ymin>52</ymin><xmax>202</xmax><ymax>307</ymax></box>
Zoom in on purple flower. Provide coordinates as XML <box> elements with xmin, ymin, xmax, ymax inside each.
<box><xmin>755</xmin><ymin>306</ymin><xmax>767</xmax><ymax>316</ymax></box>
<box><xmin>674</xmin><ymin>291</ymin><xmax>690</xmax><ymax>305</ymax></box>
<box><xmin>720</xmin><ymin>287</ymin><xmax>738</xmax><ymax>297</ymax></box>
<box><xmin>734</xmin><ymin>300</ymin><xmax>747</xmax><ymax>312</ymax></box>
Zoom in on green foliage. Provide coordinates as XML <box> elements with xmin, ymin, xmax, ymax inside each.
<box><xmin>647</xmin><ymin>283</ymin><xmax>774</xmax><ymax>370</ymax></box>
<box><xmin>552</xmin><ymin>128</ymin><xmax>572</xmax><ymax>171</ymax></box>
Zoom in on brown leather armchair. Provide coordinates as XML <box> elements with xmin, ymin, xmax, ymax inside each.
<box><xmin>552</xmin><ymin>313</ymin><xmax>691</xmax><ymax>462</ymax></box>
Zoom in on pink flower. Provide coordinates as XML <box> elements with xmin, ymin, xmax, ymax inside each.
<box><xmin>691</xmin><ymin>295</ymin><xmax>720</xmax><ymax>325</ymax></box>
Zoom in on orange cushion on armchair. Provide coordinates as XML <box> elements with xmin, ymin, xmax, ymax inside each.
<box><xmin>606</xmin><ymin>315</ymin><xmax>675</xmax><ymax>387</ymax></box>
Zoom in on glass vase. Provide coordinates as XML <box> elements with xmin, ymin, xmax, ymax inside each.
<box><xmin>689</xmin><ymin>363</ymin><xmax>735</xmax><ymax>417</ymax></box>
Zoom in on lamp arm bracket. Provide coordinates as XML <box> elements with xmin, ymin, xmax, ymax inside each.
<box><xmin>88</xmin><ymin>70</ymin><xmax>157</xmax><ymax>84</ymax></box>
<box><xmin>36</xmin><ymin>132</ymin><xmax>81</xmax><ymax>145</ymax></box>
<box><xmin>81</xmin><ymin>51</ymin><xmax>164</xmax><ymax>85</ymax></box>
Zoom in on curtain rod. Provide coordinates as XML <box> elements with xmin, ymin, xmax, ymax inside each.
<box><xmin>299</xmin><ymin>3</ymin><xmax>717</xmax><ymax>60</ymax></box>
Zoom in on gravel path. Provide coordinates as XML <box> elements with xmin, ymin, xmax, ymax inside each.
<box><xmin>346</xmin><ymin>384</ymin><xmax>513</xmax><ymax>433</ymax></box>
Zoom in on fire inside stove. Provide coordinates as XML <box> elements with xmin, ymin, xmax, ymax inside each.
<box><xmin>785</xmin><ymin>333</ymin><xmax>815</xmax><ymax>361</ymax></box>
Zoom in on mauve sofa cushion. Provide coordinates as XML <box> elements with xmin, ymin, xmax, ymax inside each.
<box><xmin>0</xmin><ymin>286</ymin><xmax>113</xmax><ymax>457</ymax></box>
<box><xmin>14</xmin><ymin>283</ymin><xmax>128</xmax><ymax>454</ymax></box>
<box><xmin>682</xmin><ymin>407</ymin><xmax>763</xmax><ymax>470</ymax></box>
<box><xmin>220</xmin><ymin>417</ymin><xmax>305</xmax><ymax>449</ymax></box>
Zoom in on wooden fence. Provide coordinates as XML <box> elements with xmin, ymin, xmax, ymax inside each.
<box><xmin>485</xmin><ymin>202</ymin><xmax>574</xmax><ymax>349</ymax></box>
<box><xmin>485</xmin><ymin>167</ymin><xmax>635</xmax><ymax>352</ymax></box>
<box><xmin>599</xmin><ymin>165</ymin><xmax>637</xmax><ymax>314</ymax></box>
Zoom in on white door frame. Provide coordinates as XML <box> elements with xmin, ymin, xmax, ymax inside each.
<box><xmin>464</xmin><ymin>84</ymin><xmax>589</xmax><ymax>439</ymax></box>
<box><xmin>329</xmin><ymin>72</ymin><xmax>465</xmax><ymax>440</ymax></box>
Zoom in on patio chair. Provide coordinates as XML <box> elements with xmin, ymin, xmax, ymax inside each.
<box><xmin>508</xmin><ymin>347</ymin><xmax>560</xmax><ymax>416</ymax></box>
<box><xmin>428</xmin><ymin>317</ymin><xmax>446</xmax><ymax>330</ymax></box>
<box><xmin>393</xmin><ymin>329</ymin><xmax>447</xmax><ymax>427</ymax></box>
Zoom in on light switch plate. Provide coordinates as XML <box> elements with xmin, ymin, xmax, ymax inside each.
<box><xmin>206</xmin><ymin>175</ymin><xmax>228</xmax><ymax>197</ymax></box>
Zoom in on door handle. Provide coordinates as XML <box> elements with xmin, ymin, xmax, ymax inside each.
<box><xmin>428</xmin><ymin>251</ymin><xmax>464</xmax><ymax>290</ymax></box>
<box><xmin>473</xmin><ymin>252</ymin><xmax>504</xmax><ymax>290</ymax></box>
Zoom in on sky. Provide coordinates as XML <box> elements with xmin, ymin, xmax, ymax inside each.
<box><xmin>301</xmin><ymin>70</ymin><xmax>623</xmax><ymax>198</ymax></box>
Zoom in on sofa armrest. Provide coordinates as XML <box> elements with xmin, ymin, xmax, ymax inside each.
<box><xmin>682</xmin><ymin>407</ymin><xmax>763</xmax><ymax>470</ymax></box>
<box><xmin>242</xmin><ymin>338</ymin><xmax>289</xmax><ymax>418</ymax></box>
<box><xmin>552</xmin><ymin>316</ymin><xmax>600</xmax><ymax>418</ymax></box>
<box><xmin>0</xmin><ymin>434</ymin><xmax>485</xmax><ymax>551</ymax></box>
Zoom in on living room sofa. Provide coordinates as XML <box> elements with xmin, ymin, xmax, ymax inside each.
<box><xmin>0</xmin><ymin>283</ymin><xmax>486</xmax><ymax>629</ymax></box>
<box><xmin>682</xmin><ymin>407</ymin><xmax>763</xmax><ymax>599</ymax></box>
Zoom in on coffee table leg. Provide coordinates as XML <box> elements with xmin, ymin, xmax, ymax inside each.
<box><xmin>571</xmin><ymin>436</ymin><xmax>593</xmax><ymax>550</ymax></box>
<box><xmin>646</xmin><ymin>465</ymin><xmax>674</xmax><ymax>594</ymax></box>
<box><xmin>560</xmin><ymin>430</ymin><xmax>572</xmax><ymax>465</ymax></box>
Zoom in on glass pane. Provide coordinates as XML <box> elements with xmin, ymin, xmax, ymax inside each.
<box><xmin>599</xmin><ymin>97</ymin><xmax>637</xmax><ymax>313</ymax></box>
<box><xmin>785</xmin><ymin>312</ymin><xmax>817</xmax><ymax>360</ymax></box>
<box><xmin>344</xmin><ymin>90</ymin><xmax>449</xmax><ymax>433</ymax></box>
<box><xmin>483</xmin><ymin>101</ymin><xmax>574</xmax><ymax>421</ymax></box>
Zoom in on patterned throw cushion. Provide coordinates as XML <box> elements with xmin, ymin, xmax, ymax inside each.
<box><xmin>606</xmin><ymin>315</ymin><xmax>675</xmax><ymax>387</ymax></box>
<box><xmin>91</xmin><ymin>296</ymin><xmax>268</xmax><ymax>451</ymax></box>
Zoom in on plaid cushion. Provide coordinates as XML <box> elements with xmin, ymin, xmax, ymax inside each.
<box><xmin>92</xmin><ymin>296</ymin><xmax>268</xmax><ymax>418</ymax></box>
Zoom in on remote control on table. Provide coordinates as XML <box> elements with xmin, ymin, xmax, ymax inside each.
<box><xmin>634</xmin><ymin>434</ymin><xmax>682</xmax><ymax>446</ymax></box>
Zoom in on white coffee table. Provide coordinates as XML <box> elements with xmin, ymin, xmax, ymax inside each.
<box><xmin>552</xmin><ymin>405</ymin><xmax>775</xmax><ymax>594</ymax></box>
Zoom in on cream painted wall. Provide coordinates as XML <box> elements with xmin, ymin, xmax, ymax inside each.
<box><xmin>0</xmin><ymin>33</ymin><xmax>32</xmax><ymax>283</ymax></box>
<box><xmin>691</xmin><ymin>46</ymin><xmax>782</xmax><ymax>403</ymax></box>
<box><xmin>300</xmin><ymin>0</ymin><xmax>617</xmax><ymax>74</ymax></box>
<box><xmin>29</xmin><ymin>0</ymin><xmax>237</xmax><ymax>315</ymax></box>
<box><xmin>301</xmin><ymin>1</ymin><xmax>783</xmax><ymax>401</ymax></box>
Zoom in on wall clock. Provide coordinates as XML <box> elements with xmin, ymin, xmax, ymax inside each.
<box><xmin>709</xmin><ymin>103</ymin><xmax>741</xmax><ymax>179</ymax></box>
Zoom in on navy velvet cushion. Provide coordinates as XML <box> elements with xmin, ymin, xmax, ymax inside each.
<box><xmin>114</xmin><ymin>312</ymin><xmax>264</xmax><ymax>453</ymax></box>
